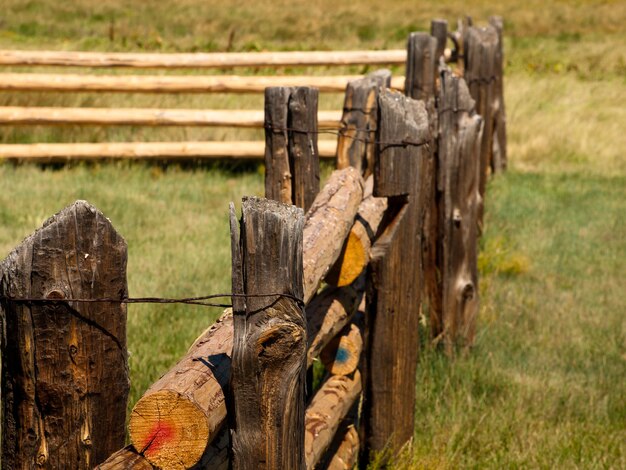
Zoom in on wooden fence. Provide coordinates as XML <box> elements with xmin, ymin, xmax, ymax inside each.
<box><xmin>0</xmin><ymin>16</ymin><xmax>506</xmax><ymax>469</ymax></box>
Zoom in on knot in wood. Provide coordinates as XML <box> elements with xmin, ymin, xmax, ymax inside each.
<box><xmin>45</xmin><ymin>288</ymin><xmax>66</xmax><ymax>300</ymax></box>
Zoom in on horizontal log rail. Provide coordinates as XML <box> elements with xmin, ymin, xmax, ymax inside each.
<box><xmin>0</xmin><ymin>140</ymin><xmax>337</xmax><ymax>161</ymax></box>
<box><xmin>0</xmin><ymin>49</ymin><xmax>407</xmax><ymax>68</ymax></box>
<box><xmin>0</xmin><ymin>73</ymin><xmax>405</xmax><ymax>94</ymax></box>
<box><xmin>0</xmin><ymin>107</ymin><xmax>342</xmax><ymax>128</ymax></box>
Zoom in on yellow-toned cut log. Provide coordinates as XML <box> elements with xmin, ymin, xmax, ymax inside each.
<box><xmin>320</xmin><ymin>322</ymin><xmax>363</xmax><ymax>376</ymax></box>
<box><xmin>304</xmin><ymin>371</ymin><xmax>362</xmax><ymax>469</ymax></box>
<box><xmin>326</xmin><ymin>176</ymin><xmax>387</xmax><ymax>287</ymax></box>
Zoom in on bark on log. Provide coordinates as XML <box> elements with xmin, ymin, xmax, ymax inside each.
<box><xmin>336</xmin><ymin>70</ymin><xmax>391</xmax><ymax>176</ymax></box>
<box><xmin>265</xmin><ymin>87</ymin><xmax>293</xmax><ymax>205</ymax></box>
<box><xmin>0</xmin><ymin>49</ymin><xmax>407</xmax><ymax>68</ymax></box>
<box><xmin>306</xmin><ymin>286</ymin><xmax>361</xmax><ymax>367</ymax></box>
<box><xmin>303</xmin><ymin>167</ymin><xmax>364</xmax><ymax>303</ymax></box>
<box><xmin>128</xmin><ymin>310</ymin><xmax>233</xmax><ymax>469</ymax></box>
<box><xmin>96</xmin><ymin>446</ymin><xmax>153</xmax><ymax>470</ymax></box>
<box><xmin>464</xmin><ymin>25</ymin><xmax>498</xmax><ymax>228</ymax></box>
<box><xmin>325</xmin><ymin>176</ymin><xmax>387</xmax><ymax>287</ymax></box>
<box><xmin>0</xmin><ymin>140</ymin><xmax>337</xmax><ymax>161</ymax></box>
<box><xmin>438</xmin><ymin>68</ymin><xmax>482</xmax><ymax>353</ymax></box>
<box><xmin>0</xmin><ymin>73</ymin><xmax>406</xmax><ymax>94</ymax></box>
<box><xmin>364</xmin><ymin>90</ymin><xmax>430</xmax><ymax>456</ymax></box>
<box><xmin>229</xmin><ymin>197</ymin><xmax>306</xmax><ymax>470</ymax></box>
<box><xmin>489</xmin><ymin>16</ymin><xmax>507</xmax><ymax>172</ymax></box>
<box><xmin>0</xmin><ymin>106</ymin><xmax>341</xmax><ymax>128</ymax></box>
<box><xmin>320</xmin><ymin>319</ymin><xmax>363</xmax><ymax>376</ymax></box>
<box><xmin>0</xmin><ymin>200</ymin><xmax>129</xmax><ymax>469</ymax></box>
<box><xmin>325</xmin><ymin>426</ymin><xmax>360</xmax><ymax>470</ymax></box>
<box><xmin>304</xmin><ymin>372</ymin><xmax>362</xmax><ymax>469</ymax></box>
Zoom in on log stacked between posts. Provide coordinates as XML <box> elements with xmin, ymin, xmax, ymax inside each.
<box><xmin>126</xmin><ymin>167</ymin><xmax>364</xmax><ymax>469</ymax></box>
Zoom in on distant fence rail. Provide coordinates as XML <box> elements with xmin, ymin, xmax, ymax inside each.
<box><xmin>0</xmin><ymin>16</ymin><xmax>506</xmax><ymax>470</ymax></box>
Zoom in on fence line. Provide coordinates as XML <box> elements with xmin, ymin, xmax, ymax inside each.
<box><xmin>0</xmin><ymin>72</ymin><xmax>406</xmax><ymax>93</ymax></box>
<box><xmin>0</xmin><ymin>49</ymin><xmax>408</xmax><ymax>68</ymax></box>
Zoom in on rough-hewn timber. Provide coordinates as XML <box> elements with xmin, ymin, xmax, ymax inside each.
<box><xmin>336</xmin><ymin>70</ymin><xmax>392</xmax><ymax>176</ymax></box>
<box><xmin>0</xmin><ymin>200</ymin><xmax>129</xmax><ymax>469</ymax></box>
<box><xmin>229</xmin><ymin>198</ymin><xmax>306</xmax><ymax>470</ymax></box>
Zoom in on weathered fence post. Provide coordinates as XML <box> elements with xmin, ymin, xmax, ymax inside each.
<box><xmin>336</xmin><ymin>70</ymin><xmax>392</xmax><ymax>176</ymax></box>
<box><xmin>229</xmin><ymin>197</ymin><xmax>306</xmax><ymax>469</ymax></box>
<box><xmin>265</xmin><ymin>86</ymin><xmax>320</xmax><ymax>211</ymax></box>
<box><xmin>464</xmin><ymin>24</ymin><xmax>499</xmax><ymax>227</ymax></box>
<box><xmin>363</xmin><ymin>89</ymin><xmax>431</xmax><ymax>458</ymax></box>
<box><xmin>489</xmin><ymin>15</ymin><xmax>507</xmax><ymax>172</ymax></box>
<box><xmin>0</xmin><ymin>200</ymin><xmax>129</xmax><ymax>469</ymax></box>
<box><xmin>438</xmin><ymin>67</ymin><xmax>482</xmax><ymax>353</ymax></box>
<box><xmin>405</xmin><ymin>31</ymin><xmax>444</xmax><ymax>339</ymax></box>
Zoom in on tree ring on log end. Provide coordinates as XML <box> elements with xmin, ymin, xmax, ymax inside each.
<box><xmin>129</xmin><ymin>390</ymin><xmax>209</xmax><ymax>469</ymax></box>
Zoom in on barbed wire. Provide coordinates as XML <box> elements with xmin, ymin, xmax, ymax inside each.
<box><xmin>0</xmin><ymin>292</ymin><xmax>305</xmax><ymax>309</ymax></box>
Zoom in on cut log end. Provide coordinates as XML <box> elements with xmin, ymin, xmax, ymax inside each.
<box><xmin>325</xmin><ymin>231</ymin><xmax>368</xmax><ymax>287</ymax></box>
<box><xmin>129</xmin><ymin>390</ymin><xmax>209</xmax><ymax>469</ymax></box>
<box><xmin>320</xmin><ymin>323</ymin><xmax>363</xmax><ymax>376</ymax></box>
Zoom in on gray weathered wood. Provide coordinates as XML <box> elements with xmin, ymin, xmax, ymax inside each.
<box><xmin>489</xmin><ymin>16</ymin><xmax>507</xmax><ymax>172</ymax></box>
<box><xmin>265</xmin><ymin>87</ymin><xmax>294</xmax><ymax>204</ymax></box>
<box><xmin>365</xmin><ymin>90</ymin><xmax>431</xmax><ymax>456</ymax></box>
<box><xmin>405</xmin><ymin>30</ymin><xmax>443</xmax><ymax>344</ymax></box>
<box><xmin>336</xmin><ymin>70</ymin><xmax>392</xmax><ymax>176</ymax></box>
<box><xmin>0</xmin><ymin>200</ymin><xmax>129</xmax><ymax>469</ymax></box>
<box><xmin>229</xmin><ymin>197</ymin><xmax>306</xmax><ymax>470</ymax></box>
<box><xmin>289</xmin><ymin>87</ymin><xmax>320</xmax><ymax>211</ymax></box>
<box><xmin>464</xmin><ymin>25</ymin><xmax>498</xmax><ymax>228</ymax></box>
<box><xmin>438</xmin><ymin>68</ymin><xmax>482</xmax><ymax>353</ymax></box>
<box><xmin>431</xmin><ymin>19</ymin><xmax>449</xmax><ymax>65</ymax></box>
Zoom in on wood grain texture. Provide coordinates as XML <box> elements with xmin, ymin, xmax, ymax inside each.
<box><xmin>325</xmin><ymin>426</ymin><xmax>360</xmax><ymax>470</ymax></box>
<box><xmin>96</xmin><ymin>446</ymin><xmax>153</xmax><ymax>470</ymax></box>
<box><xmin>365</xmin><ymin>90</ymin><xmax>431</xmax><ymax>455</ymax></box>
<box><xmin>405</xmin><ymin>30</ymin><xmax>444</xmax><ymax>341</ymax></box>
<box><xmin>289</xmin><ymin>87</ymin><xmax>321</xmax><ymax>211</ymax></box>
<box><xmin>0</xmin><ymin>200</ymin><xmax>129</xmax><ymax>469</ymax></box>
<box><xmin>438</xmin><ymin>67</ymin><xmax>482</xmax><ymax>353</ymax></box>
<box><xmin>0</xmin><ymin>73</ymin><xmax>406</xmax><ymax>94</ymax></box>
<box><xmin>229</xmin><ymin>197</ymin><xmax>306</xmax><ymax>470</ymax></box>
<box><xmin>430</xmin><ymin>20</ymin><xmax>449</xmax><ymax>67</ymax></box>
<box><xmin>0</xmin><ymin>49</ymin><xmax>407</xmax><ymax>68</ymax></box>
<box><xmin>0</xmin><ymin>106</ymin><xmax>341</xmax><ymax>128</ymax></box>
<box><xmin>303</xmin><ymin>167</ymin><xmax>364</xmax><ymax>303</ymax></box>
<box><xmin>265</xmin><ymin>87</ymin><xmax>294</xmax><ymax>205</ymax></box>
<box><xmin>464</xmin><ymin>25</ymin><xmax>499</xmax><ymax>228</ymax></box>
<box><xmin>336</xmin><ymin>70</ymin><xmax>392</xmax><ymax>176</ymax></box>
<box><xmin>304</xmin><ymin>372</ymin><xmax>362</xmax><ymax>469</ymax></box>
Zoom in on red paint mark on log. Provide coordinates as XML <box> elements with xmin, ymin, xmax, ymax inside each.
<box><xmin>142</xmin><ymin>421</ymin><xmax>175</xmax><ymax>455</ymax></box>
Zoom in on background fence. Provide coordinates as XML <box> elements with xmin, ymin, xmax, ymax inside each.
<box><xmin>0</xmin><ymin>16</ymin><xmax>506</xmax><ymax>470</ymax></box>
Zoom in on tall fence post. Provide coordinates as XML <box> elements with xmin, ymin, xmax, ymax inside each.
<box><xmin>229</xmin><ymin>197</ymin><xmax>306</xmax><ymax>469</ymax></box>
<box><xmin>405</xmin><ymin>30</ymin><xmax>445</xmax><ymax>339</ymax></box>
<box><xmin>264</xmin><ymin>86</ymin><xmax>320</xmax><ymax>212</ymax></box>
<box><xmin>336</xmin><ymin>70</ymin><xmax>392</xmax><ymax>177</ymax></box>
<box><xmin>438</xmin><ymin>67</ymin><xmax>482</xmax><ymax>353</ymax></box>
<box><xmin>0</xmin><ymin>200</ymin><xmax>129</xmax><ymax>469</ymax></box>
<box><xmin>362</xmin><ymin>89</ymin><xmax>431</xmax><ymax>458</ymax></box>
<box><xmin>464</xmin><ymin>24</ymin><xmax>499</xmax><ymax>228</ymax></box>
<box><xmin>489</xmin><ymin>16</ymin><xmax>507</xmax><ymax>172</ymax></box>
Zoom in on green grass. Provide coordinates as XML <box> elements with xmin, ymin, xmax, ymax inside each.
<box><xmin>0</xmin><ymin>0</ymin><xmax>625</xmax><ymax>467</ymax></box>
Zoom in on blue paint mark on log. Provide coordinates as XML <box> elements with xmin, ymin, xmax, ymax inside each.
<box><xmin>335</xmin><ymin>346</ymin><xmax>349</xmax><ymax>364</ymax></box>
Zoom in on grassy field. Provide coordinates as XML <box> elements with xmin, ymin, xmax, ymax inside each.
<box><xmin>0</xmin><ymin>1</ymin><xmax>625</xmax><ymax>468</ymax></box>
